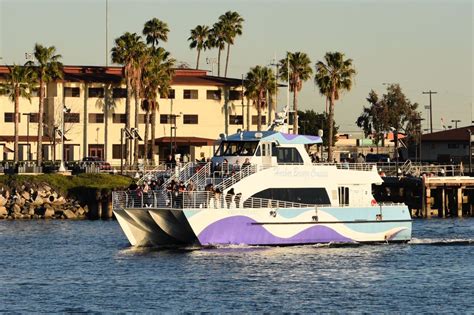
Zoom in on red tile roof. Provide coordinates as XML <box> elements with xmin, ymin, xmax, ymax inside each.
<box><xmin>0</xmin><ymin>65</ymin><xmax>243</xmax><ymax>86</ymax></box>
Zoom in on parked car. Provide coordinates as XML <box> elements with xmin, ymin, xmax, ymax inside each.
<box><xmin>81</xmin><ymin>156</ymin><xmax>112</xmax><ymax>171</ymax></box>
<box><xmin>365</xmin><ymin>154</ymin><xmax>391</xmax><ymax>163</ymax></box>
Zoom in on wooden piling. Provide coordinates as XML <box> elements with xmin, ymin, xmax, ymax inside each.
<box><xmin>457</xmin><ymin>187</ymin><xmax>463</xmax><ymax>217</ymax></box>
<box><xmin>426</xmin><ymin>188</ymin><xmax>432</xmax><ymax>218</ymax></box>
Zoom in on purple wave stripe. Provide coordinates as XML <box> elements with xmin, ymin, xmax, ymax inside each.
<box><xmin>280</xmin><ymin>133</ymin><xmax>299</xmax><ymax>140</ymax></box>
<box><xmin>197</xmin><ymin>216</ymin><xmax>353</xmax><ymax>245</ymax></box>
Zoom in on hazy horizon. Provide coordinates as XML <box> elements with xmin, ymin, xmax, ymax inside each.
<box><xmin>1</xmin><ymin>0</ymin><xmax>472</xmax><ymax>132</ymax></box>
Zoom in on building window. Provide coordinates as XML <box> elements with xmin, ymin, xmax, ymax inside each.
<box><xmin>64</xmin><ymin>87</ymin><xmax>80</xmax><ymax>97</ymax></box>
<box><xmin>183</xmin><ymin>114</ymin><xmax>198</xmax><ymax>124</ymax></box>
<box><xmin>113</xmin><ymin>114</ymin><xmax>126</xmax><ymax>124</ymax></box>
<box><xmin>4</xmin><ymin>113</ymin><xmax>18</xmax><ymax>123</ymax></box>
<box><xmin>88</xmin><ymin>87</ymin><xmax>104</xmax><ymax>98</ymax></box>
<box><xmin>229</xmin><ymin>115</ymin><xmax>243</xmax><ymax>125</ymax></box>
<box><xmin>183</xmin><ymin>89</ymin><xmax>198</xmax><ymax>99</ymax></box>
<box><xmin>139</xmin><ymin>114</ymin><xmax>151</xmax><ymax>124</ymax></box>
<box><xmin>447</xmin><ymin>144</ymin><xmax>460</xmax><ymax>149</ymax></box>
<box><xmin>31</xmin><ymin>87</ymin><xmax>45</xmax><ymax>97</ymax></box>
<box><xmin>112</xmin><ymin>88</ymin><xmax>127</xmax><ymax>98</ymax></box>
<box><xmin>160</xmin><ymin>114</ymin><xmax>176</xmax><ymax>124</ymax></box>
<box><xmin>89</xmin><ymin>113</ymin><xmax>104</xmax><ymax>123</ymax></box>
<box><xmin>112</xmin><ymin>144</ymin><xmax>126</xmax><ymax>159</ymax></box>
<box><xmin>160</xmin><ymin>89</ymin><xmax>175</xmax><ymax>99</ymax></box>
<box><xmin>229</xmin><ymin>90</ymin><xmax>243</xmax><ymax>100</ymax></box>
<box><xmin>64</xmin><ymin>113</ymin><xmax>80</xmax><ymax>123</ymax></box>
<box><xmin>206</xmin><ymin>90</ymin><xmax>221</xmax><ymax>100</ymax></box>
<box><xmin>29</xmin><ymin>113</ymin><xmax>39</xmax><ymax>123</ymax></box>
<box><xmin>252</xmin><ymin>115</ymin><xmax>266</xmax><ymax>125</ymax></box>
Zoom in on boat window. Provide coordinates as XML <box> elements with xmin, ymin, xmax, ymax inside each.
<box><xmin>255</xmin><ymin>146</ymin><xmax>261</xmax><ymax>156</ymax></box>
<box><xmin>276</xmin><ymin>147</ymin><xmax>303</xmax><ymax>164</ymax></box>
<box><xmin>338</xmin><ymin>187</ymin><xmax>349</xmax><ymax>206</ymax></box>
<box><xmin>251</xmin><ymin>188</ymin><xmax>330</xmax><ymax>205</ymax></box>
<box><xmin>214</xmin><ymin>141</ymin><xmax>258</xmax><ymax>157</ymax></box>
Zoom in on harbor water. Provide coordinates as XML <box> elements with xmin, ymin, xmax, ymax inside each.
<box><xmin>0</xmin><ymin>218</ymin><xmax>472</xmax><ymax>313</ymax></box>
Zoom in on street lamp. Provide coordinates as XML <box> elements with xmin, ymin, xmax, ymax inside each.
<box><xmin>58</xmin><ymin>105</ymin><xmax>71</xmax><ymax>172</ymax></box>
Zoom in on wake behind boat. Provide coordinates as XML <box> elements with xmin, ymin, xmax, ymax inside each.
<box><xmin>112</xmin><ymin>129</ymin><xmax>412</xmax><ymax>247</ymax></box>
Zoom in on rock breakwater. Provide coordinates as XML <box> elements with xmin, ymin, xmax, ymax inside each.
<box><xmin>0</xmin><ymin>182</ymin><xmax>88</xmax><ymax>220</ymax></box>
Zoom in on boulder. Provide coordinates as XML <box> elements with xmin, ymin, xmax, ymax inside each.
<box><xmin>13</xmin><ymin>204</ymin><xmax>21</xmax><ymax>214</ymax></box>
<box><xmin>0</xmin><ymin>195</ymin><xmax>7</xmax><ymax>207</ymax></box>
<box><xmin>32</xmin><ymin>195</ymin><xmax>43</xmax><ymax>206</ymax></box>
<box><xmin>52</xmin><ymin>196</ymin><xmax>66</xmax><ymax>206</ymax></box>
<box><xmin>0</xmin><ymin>206</ymin><xmax>7</xmax><ymax>217</ymax></box>
<box><xmin>76</xmin><ymin>207</ymin><xmax>85</xmax><ymax>216</ymax></box>
<box><xmin>21</xmin><ymin>191</ymin><xmax>30</xmax><ymax>201</ymax></box>
<box><xmin>63</xmin><ymin>209</ymin><xmax>76</xmax><ymax>219</ymax></box>
<box><xmin>44</xmin><ymin>208</ymin><xmax>54</xmax><ymax>219</ymax></box>
<box><xmin>42</xmin><ymin>185</ymin><xmax>51</xmax><ymax>192</ymax></box>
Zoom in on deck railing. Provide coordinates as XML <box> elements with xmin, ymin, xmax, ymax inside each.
<box><xmin>112</xmin><ymin>190</ymin><xmax>317</xmax><ymax>210</ymax></box>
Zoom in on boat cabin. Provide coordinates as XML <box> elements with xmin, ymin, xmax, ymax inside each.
<box><xmin>212</xmin><ymin>131</ymin><xmax>322</xmax><ymax>168</ymax></box>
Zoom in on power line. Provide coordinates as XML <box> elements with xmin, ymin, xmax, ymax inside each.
<box><xmin>422</xmin><ymin>90</ymin><xmax>437</xmax><ymax>133</ymax></box>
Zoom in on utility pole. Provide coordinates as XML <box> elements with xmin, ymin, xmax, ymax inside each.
<box><xmin>422</xmin><ymin>90</ymin><xmax>437</xmax><ymax>133</ymax></box>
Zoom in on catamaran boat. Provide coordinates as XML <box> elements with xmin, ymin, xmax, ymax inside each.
<box><xmin>112</xmin><ymin>128</ymin><xmax>412</xmax><ymax>247</ymax></box>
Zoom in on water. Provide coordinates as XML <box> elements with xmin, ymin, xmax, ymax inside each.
<box><xmin>0</xmin><ymin>218</ymin><xmax>472</xmax><ymax>313</ymax></box>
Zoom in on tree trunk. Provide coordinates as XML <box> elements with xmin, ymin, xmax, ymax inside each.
<box><xmin>217</xmin><ymin>49</ymin><xmax>221</xmax><ymax>77</ymax></box>
<box><xmin>83</xmin><ymin>82</ymin><xmax>88</xmax><ymax>159</ymax></box>
<box><xmin>14</xmin><ymin>88</ymin><xmax>19</xmax><ymax>163</ymax></box>
<box><xmin>144</xmin><ymin>109</ymin><xmax>150</xmax><ymax>166</ymax></box>
<box><xmin>224</xmin><ymin>88</ymin><xmax>229</xmax><ymax>135</ymax></box>
<box><xmin>293</xmin><ymin>87</ymin><xmax>298</xmax><ymax>134</ymax></box>
<box><xmin>196</xmin><ymin>49</ymin><xmax>201</xmax><ymax>69</ymax></box>
<box><xmin>224</xmin><ymin>43</ymin><xmax>230</xmax><ymax>78</ymax></box>
<box><xmin>150</xmin><ymin>109</ymin><xmax>156</xmax><ymax>165</ymax></box>
<box><xmin>37</xmin><ymin>79</ymin><xmax>45</xmax><ymax>165</ymax></box>
<box><xmin>125</xmin><ymin>77</ymin><xmax>131</xmax><ymax>167</ymax></box>
<box><xmin>133</xmin><ymin>83</ymin><xmax>139</xmax><ymax>167</ymax></box>
<box><xmin>104</xmin><ymin>84</ymin><xmax>111</xmax><ymax>162</ymax></box>
<box><xmin>257</xmin><ymin>93</ymin><xmax>262</xmax><ymax>131</ymax></box>
<box><xmin>327</xmin><ymin>94</ymin><xmax>335</xmax><ymax>162</ymax></box>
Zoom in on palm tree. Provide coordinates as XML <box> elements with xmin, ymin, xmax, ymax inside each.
<box><xmin>131</xmin><ymin>42</ymin><xmax>148</xmax><ymax>166</ymax></box>
<box><xmin>142</xmin><ymin>18</ymin><xmax>169</xmax><ymax>51</ymax></box>
<box><xmin>279</xmin><ymin>52</ymin><xmax>313</xmax><ymax>134</ymax></box>
<box><xmin>315</xmin><ymin>52</ymin><xmax>356</xmax><ymax>161</ymax></box>
<box><xmin>188</xmin><ymin>25</ymin><xmax>210</xmax><ymax>69</ymax></box>
<box><xmin>141</xmin><ymin>47</ymin><xmax>175</xmax><ymax>165</ymax></box>
<box><xmin>218</xmin><ymin>11</ymin><xmax>244</xmax><ymax>77</ymax></box>
<box><xmin>244</xmin><ymin>66</ymin><xmax>276</xmax><ymax>131</ymax></box>
<box><xmin>208</xmin><ymin>21</ymin><xmax>226</xmax><ymax>77</ymax></box>
<box><xmin>111</xmin><ymin>32</ymin><xmax>143</xmax><ymax>167</ymax></box>
<box><xmin>28</xmin><ymin>44</ymin><xmax>62</xmax><ymax>165</ymax></box>
<box><xmin>0</xmin><ymin>64</ymin><xmax>36</xmax><ymax>163</ymax></box>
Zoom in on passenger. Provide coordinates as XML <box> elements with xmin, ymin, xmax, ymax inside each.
<box><xmin>233</xmin><ymin>160</ymin><xmax>241</xmax><ymax>172</ymax></box>
<box><xmin>242</xmin><ymin>158</ymin><xmax>251</xmax><ymax>168</ymax></box>
<box><xmin>165</xmin><ymin>154</ymin><xmax>176</xmax><ymax>169</ymax></box>
<box><xmin>225</xmin><ymin>188</ymin><xmax>235</xmax><ymax>209</ymax></box>
<box><xmin>234</xmin><ymin>193</ymin><xmax>242</xmax><ymax>208</ymax></box>
<box><xmin>357</xmin><ymin>153</ymin><xmax>365</xmax><ymax>163</ymax></box>
<box><xmin>214</xmin><ymin>187</ymin><xmax>222</xmax><ymax>208</ymax></box>
<box><xmin>205</xmin><ymin>183</ymin><xmax>215</xmax><ymax>208</ymax></box>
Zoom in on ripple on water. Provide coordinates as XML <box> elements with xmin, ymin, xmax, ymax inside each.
<box><xmin>0</xmin><ymin>218</ymin><xmax>472</xmax><ymax>312</ymax></box>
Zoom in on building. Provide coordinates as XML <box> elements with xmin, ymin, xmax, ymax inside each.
<box><xmin>420</xmin><ymin>125</ymin><xmax>474</xmax><ymax>163</ymax></box>
<box><xmin>0</xmin><ymin>66</ymin><xmax>267</xmax><ymax>165</ymax></box>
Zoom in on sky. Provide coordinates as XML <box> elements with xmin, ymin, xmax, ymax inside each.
<box><xmin>1</xmin><ymin>0</ymin><xmax>472</xmax><ymax>133</ymax></box>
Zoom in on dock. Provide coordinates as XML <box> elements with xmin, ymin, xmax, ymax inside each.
<box><xmin>374</xmin><ymin>175</ymin><xmax>474</xmax><ymax>218</ymax></box>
